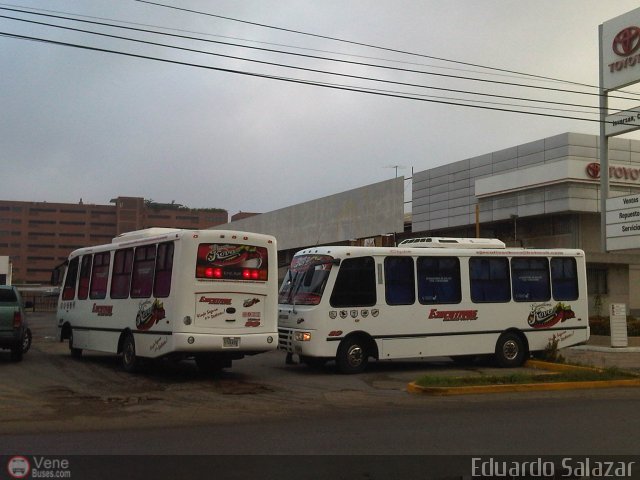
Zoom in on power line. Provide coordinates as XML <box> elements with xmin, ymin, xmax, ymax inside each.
<box><xmin>0</xmin><ymin>5</ymin><xmax>620</xmax><ymax>102</ymax></box>
<box><xmin>133</xmin><ymin>0</ymin><xmax>604</xmax><ymax>91</ymax></box>
<box><xmin>0</xmin><ymin>31</ymin><xmax>608</xmax><ymax>124</ymax></box>
<box><xmin>0</xmin><ymin>2</ymin><xmax>578</xmax><ymax>84</ymax></box>
<box><xmin>0</xmin><ymin>12</ymin><xmax>607</xmax><ymax>115</ymax></box>
<box><xmin>1</xmin><ymin>7</ymin><xmax>636</xmax><ymax>115</ymax></box>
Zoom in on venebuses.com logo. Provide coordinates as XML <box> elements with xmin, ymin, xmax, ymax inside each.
<box><xmin>7</xmin><ymin>456</ymin><xmax>71</xmax><ymax>479</ymax></box>
<box><xmin>7</xmin><ymin>456</ymin><xmax>30</xmax><ymax>479</ymax></box>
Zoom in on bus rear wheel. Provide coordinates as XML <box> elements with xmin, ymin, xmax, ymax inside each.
<box><xmin>495</xmin><ymin>332</ymin><xmax>526</xmax><ymax>367</ymax></box>
<box><xmin>69</xmin><ymin>330</ymin><xmax>82</xmax><ymax>358</ymax></box>
<box><xmin>121</xmin><ymin>333</ymin><xmax>140</xmax><ymax>373</ymax></box>
<box><xmin>336</xmin><ymin>337</ymin><xmax>369</xmax><ymax>374</ymax></box>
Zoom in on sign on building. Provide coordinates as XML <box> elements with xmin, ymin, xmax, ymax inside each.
<box><xmin>601</xmin><ymin>7</ymin><xmax>640</xmax><ymax>91</ymax></box>
<box><xmin>606</xmin><ymin>193</ymin><xmax>640</xmax><ymax>251</ymax></box>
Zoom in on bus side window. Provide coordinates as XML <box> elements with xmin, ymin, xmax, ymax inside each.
<box><xmin>511</xmin><ymin>257</ymin><xmax>550</xmax><ymax>302</ymax></box>
<box><xmin>384</xmin><ymin>257</ymin><xmax>415</xmax><ymax>305</ymax></box>
<box><xmin>330</xmin><ymin>257</ymin><xmax>376</xmax><ymax>308</ymax></box>
<box><xmin>90</xmin><ymin>252</ymin><xmax>111</xmax><ymax>299</ymax></box>
<box><xmin>77</xmin><ymin>255</ymin><xmax>93</xmax><ymax>300</ymax></box>
<box><xmin>154</xmin><ymin>242</ymin><xmax>174</xmax><ymax>298</ymax></box>
<box><xmin>469</xmin><ymin>257</ymin><xmax>511</xmax><ymax>303</ymax></box>
<box><xmin>62</xmin><ymin>257</ymin><xmax>79</xmax><ymax>301</ymax></box>
<box><xmin>111</xmin><ymin>249</ymin><xmax>133</xmax><ymax>299</ymax></box>
<box><xmin>131</xmin><ymin>245</ymin><xmax>157</xmax><ymax>298</ymax></box>
<box><xmin>551</xmin><ymin>257</ymin><xmax>579</xmax><ymax>301</ymax></box>
<box><xmin>417</xmin><ymin>257</ymin><xmax>461</xmax><ymax>304</ymax></box>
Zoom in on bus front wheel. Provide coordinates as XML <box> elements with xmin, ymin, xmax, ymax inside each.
<box><xmin>336</xmin><ymin>337</ymin><xmax>369</xmax><ymax>374</ymax></box>
<box><xmin>495</xmin><ymin>332</ymin><xmax>526</xmax><ymax>368</ymax></box>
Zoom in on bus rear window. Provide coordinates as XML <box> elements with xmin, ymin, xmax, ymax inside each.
<box><xmin>196</xmin><ymin>244</ymin><xmax>268</xmax><ymax>281</ymax></box>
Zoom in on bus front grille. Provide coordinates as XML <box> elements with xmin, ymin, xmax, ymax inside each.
<box><xmin>278</xmin><ymin>328</ymin><xmax>292</xmax><ymax>351</ymax></box>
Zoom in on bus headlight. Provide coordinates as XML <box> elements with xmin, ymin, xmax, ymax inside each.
<box><xmin>294</xmin><ymin>331</ymin><xmax>312</xmax><ymax>342</ymax></box>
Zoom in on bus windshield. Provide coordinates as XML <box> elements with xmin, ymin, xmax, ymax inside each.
<box><xmin>278</xmin><ymin>254</ymin><xmax>334</xmax><ymax>305</ymax></box>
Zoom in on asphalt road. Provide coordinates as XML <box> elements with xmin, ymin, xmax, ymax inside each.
<box><xmin>2</xmin><ymin>312</ymin><xmax>640</xmax><ymax>460</ymax></box>
<box><xmin>3</xmin><ymin>393</ymin><xmax>640</xmax><ymax>455</ymax></box>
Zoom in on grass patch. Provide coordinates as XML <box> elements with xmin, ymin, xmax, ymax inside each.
<box><xmin>414</xmin><ymin>367</ymin><xmax>636</xmax><ymax>388</ymax></box>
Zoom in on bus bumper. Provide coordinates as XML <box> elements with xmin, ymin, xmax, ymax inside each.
<box><xmin>171</xmin><ymin>332</ymin><xmax>278</xmax><ymax>353</ymax></box>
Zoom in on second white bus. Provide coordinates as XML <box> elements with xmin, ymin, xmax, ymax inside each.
<box><xmin>278</xmin><ymin>238</ymin><xmax>589</xmax><ymax>373</ymax></box>
<box><xmin>56</xmin><ymin>228</ymin><xmax>278</xmax><ymax>372</ymax></box>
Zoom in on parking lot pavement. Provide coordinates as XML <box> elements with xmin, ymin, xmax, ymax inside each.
<box><xmin>3</xmin><ymin>312</ymin><xmax>638</xmax><ymax>435</ymax></box>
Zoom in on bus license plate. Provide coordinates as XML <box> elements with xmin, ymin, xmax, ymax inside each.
<box><xmin>223</xmin><ymin>337</ymin><xmax>240</xmax><ymax>348</ymax></box>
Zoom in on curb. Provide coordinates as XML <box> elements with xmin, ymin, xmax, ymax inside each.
<box><xmin>406</xmin><ymin>360</ymin><xmax>640</xmax><ymax>396</ymax></box>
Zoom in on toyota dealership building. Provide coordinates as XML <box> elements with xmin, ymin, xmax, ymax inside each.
<box><xmin>223</xmin><ymin>131</ymin><xmax>640</xmax><ymax>316</ymax></box>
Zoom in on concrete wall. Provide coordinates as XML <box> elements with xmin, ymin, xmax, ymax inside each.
<box><xmin>214</xmin><ymin>178</ymin><xmax>405</xmax><ymax>251</ymax></box>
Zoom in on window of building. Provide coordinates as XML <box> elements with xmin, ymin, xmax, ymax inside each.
<box><xmin>153</xmin><ymin>242</ymin><xmax>174</xmax><ymax>298</ymax></box>
<box><xmin>131</xmin><ymin>245</ymin><xmax>156</xmax><ymax>298</ymax></box>
<box><xmin>330</xmin><ymin>257</ymin><xmax>376</xmax><ymax>307</ymax></box>
<box><xmin>90</xmin><ymin>252</ymin><xmax>111</xmax><ymax>299</ymax></box>
<box><xmin>511</xmin><ymin>257</ymin><xmax>550</xmax><ymax>302</ymax></box>
<box><xmin>470</xmin><ymin>257</ymin><xmax>511</xmax><ymax>303</ymax></box>
<box><xmin>77</xmin><ymin>255</ymin><xmax>93</xmax><ymax>300</ymax></box>
<box><xmin>384</xmin><ymin>257</ymin><xmax>415</xmax><ymax>305</ymax></box>
<box><xmin>417</xmin><ymin>257</ymin><xmax>461</xmax><ymax>304</ymax></box>
<box><xmin>551</xmin><ymin>258</ymin><xmax>579</xmax><ymax>300</ymax></box>
<box><xmin>62</xmin><ymin>257</ymin><xmax>79</xmax><ymax>301</ymax></box>
<box><xmin>111</xmin><ymin>248</ymin><xmax>133</xmax><ymax>299</ymax></box>
<box><xmin>587</xmin><ymin>267</ymin><xmax>608</xmax><ymax>295</ymax></box>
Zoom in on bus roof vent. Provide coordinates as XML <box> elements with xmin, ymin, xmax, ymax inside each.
<box><xmin>112</xmin><ymin>228</ymin><xmax>182</xmax><ymax>243</ymax></box>
<box><xmin>398</xmin><ymin>237</ymin><xmax>506</xmax><ymax>249</ymax></box>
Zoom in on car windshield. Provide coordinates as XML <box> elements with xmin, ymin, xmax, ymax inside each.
<box><xmin>278</xmin><ymin>255</ymin><xmax>334</xmax><ymax>305</ymax></box>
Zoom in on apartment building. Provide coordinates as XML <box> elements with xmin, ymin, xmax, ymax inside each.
<box><xmin>0</xmin><ymin>196</ymin><xmax>227</xmax><ymax>284</ymax></box>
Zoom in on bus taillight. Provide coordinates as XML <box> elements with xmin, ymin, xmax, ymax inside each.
<box><xmin>204</xmin><ymin>267</ymin><xmax>223</xmax><ymax>279</ymax></box>
<box><xmin>242</xmin><ymin>269</ymin><xmax>267</xmax><ymax>280</ymax></box>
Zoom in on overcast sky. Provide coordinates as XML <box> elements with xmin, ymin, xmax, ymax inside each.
<box><xmin>2</xmin><ymin>0</ymin><xmax>640</xmax><ymax>216</ymax></box>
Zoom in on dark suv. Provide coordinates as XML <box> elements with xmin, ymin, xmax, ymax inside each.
<box><xmin>0</xmin><ymin>285</ymin><xmax>31</xmax><ymax>361</ymax></box>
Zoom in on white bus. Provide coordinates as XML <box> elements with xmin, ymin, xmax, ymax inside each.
<box><xmin>56</xmin><ymin>228</ymin><xmax>278</xmax><ymax>372</ymax></box>
<box><xmin>278</xmin><ymin>238</ymin><xmax>589</xmax><ymax>373</ymax></box>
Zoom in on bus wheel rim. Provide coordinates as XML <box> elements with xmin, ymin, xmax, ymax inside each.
<box><xmin>503</xmin><ymin>340</ymin><xmax>518</xmax><ymax>360</ymax></box>
<box><xmin>348</xmin><ymin>345</ymin><xmax>363</xmax><ymax>366</ymax></box>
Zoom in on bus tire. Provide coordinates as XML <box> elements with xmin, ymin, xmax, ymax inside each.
<box><xmin>69</xmin><ymin>330</ymin><xmax>82</xmax><ymax>358</ymax></box>
<box><xmin>495</xmin><ymin>332</ymin><xmax>526</xmax><ymax>368</ymax></box>
<box><xmin>336</xmin><ymin>337</ymin><xmax>369</xmax><ymax>374</ymax></box>
<box><xmin>121</xmin><ymin>333</ymin><xmax>139</xmax><ymax>373</ymax></box>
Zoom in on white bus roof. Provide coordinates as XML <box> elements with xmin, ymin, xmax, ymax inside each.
<box><xmin>398</xmin><ymin>237</ymin><xmax>506</xmax><ymax>249</ymax></box>
<box><xmin>295</xmin><ymin>244</ymin><xmax>585</xmax><ymax>258</ymax></box>
<box><xmin>112</xmin><ymin>228</ymin><xmax>182</xmax><ymax>243</ymax></box>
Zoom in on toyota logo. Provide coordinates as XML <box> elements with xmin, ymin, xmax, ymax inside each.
<box><xmin>613</xmin><ymin>26</ymin><xmax>640</xmax><ymax>57</ymax></box>
<box><xmin>586</xmin><ymin>162</ymin><xmax>600</xmax><ymax>179</ymax></box>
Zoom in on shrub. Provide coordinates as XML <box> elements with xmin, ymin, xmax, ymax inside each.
<box><xmin>589</xmin><ymin>316</ymin><xmax>640</xmax><ymax>336</ymax></box>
